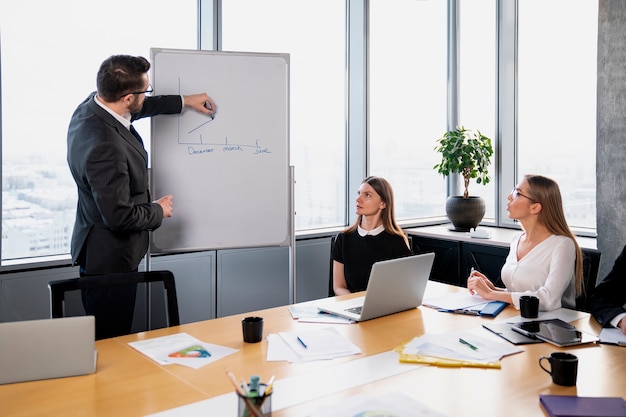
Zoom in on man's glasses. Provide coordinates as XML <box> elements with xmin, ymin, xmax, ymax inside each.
<box><xmin>125</xmin><ymin>84</ymin><xmax>153</xmax><ymax>97</ymax></box>
<box><xmin>511</xmin><ymin>187</ymin><xmax>537</xmax><ymax>203</ymax></box>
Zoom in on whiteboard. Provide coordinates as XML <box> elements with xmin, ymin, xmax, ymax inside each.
<box><xmin>149</xmin><ymin>48</ymin><xmax>290</xmax><ymax>252</ymax></box>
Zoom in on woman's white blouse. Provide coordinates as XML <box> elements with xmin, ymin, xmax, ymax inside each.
<box><xmin>501</xmin><ymin>233</ymin><xmax>576</xmax><ymax>311</ymax></box>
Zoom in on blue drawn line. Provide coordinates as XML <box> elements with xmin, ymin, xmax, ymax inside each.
<box><xmin>188</xmin><ymin>119</ymin><xmax>214</xmax><ymax>134</ymax></box>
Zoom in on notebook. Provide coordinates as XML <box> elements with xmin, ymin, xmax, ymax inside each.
<box><xmin>0</xmin><ymin>316</ymin><xmax>97</xmax><ymax>384</ymax></box>
<box><xmin>318</xmin><ymin>252</ymin><xmax>435</xmax><ymax>322</ymax></box>
<box><xmin>539</xmin><ymin>395</ymin><xmax>626</xmax><ymax>417</ymax></box>
<box><xmin>509</xmin><ymin>318</ymin><xmax>599</xmax><ymax>347</ymax></box>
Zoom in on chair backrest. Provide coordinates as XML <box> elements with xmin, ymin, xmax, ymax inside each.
<box><xmin>328</xmin><ymin>234</ymin><xmax>338</xmax><ymax>296</ymax></box>
<box><xmin>576</xmin><ymin>248</ymin><xmax>601</xmax><ymax>312</ymax></box>
<box><xmin>328</xmin><ymin>233</ymin><xmax>413</xmax><ymax>297</ymax></box>
<box><xmin>48</xmin><ymin>270</ymin><xmax>180</xmax><ymax>330</ymax></box>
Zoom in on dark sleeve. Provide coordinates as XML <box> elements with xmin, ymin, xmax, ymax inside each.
<box><xmin>590</xmin><ymin>245</ymin><xmax>626</xmax><ymax>327</ymax></box>
<box><xmin>131</xmin><ymin>95</ymin><xmax>183</xmax><ymax>121</ymax></box>
<box><xmin>332</xmin><ymin>232</ymin><xmax>344</xmax><ymax>263</ymax></box>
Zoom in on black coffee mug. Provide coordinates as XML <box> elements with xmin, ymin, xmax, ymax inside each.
<box><xmin>520</xmin><ymin>295</ymin><xmax>539</xmax><ymax>318</ymax></box>
<box><xmin>539</xmin><ymin>352</ymin><xmax>578</xmax><ymax>386</ymax></box>
<box><xmin>242</xmin><ymin>316</ymin><xmax>264</xmax><ymax>343</ymax></box>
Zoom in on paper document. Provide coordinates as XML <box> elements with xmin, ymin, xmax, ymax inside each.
<box><xmin>401</xmin><ymin>330</ymin><xmax>522</xmax><ymax>364</ymax></box>
<box><xmin>308</xmin><ymin>391</ymin><xmax>449</xmax><ymax>417</ymax></box>
<box><xmin>128</xmin><ymin>332</ymin><xmax>237</xmax><ymax>369</ymax></box>
<box><xmin>423</xmin><ymin>292</ymin><xmax>489</xmax><ymax>311</ymax></box>
<box><xmin>287</xmin><ymin>304</ymin><xmax>354</xmax><ymax>324</ymax></box>
<box><xmin>267</xmin><ymin>327</ymin><xmax>361</xmax><ymax>362</ymax></box>
<box><xmin>599</xmin><ymin>327</ymin><xmax>626</xmax><ymax>346</ymax></box>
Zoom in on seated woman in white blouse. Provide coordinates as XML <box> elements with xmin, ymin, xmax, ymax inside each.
<box><xmin>466</xmin><ymin>174</ymin><xmax>583</xmax><ymax>311</ymax></box>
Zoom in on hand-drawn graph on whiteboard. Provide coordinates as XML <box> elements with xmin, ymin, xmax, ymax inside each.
<box><xmin>150</xmin><ymin>48</ymin><xmax>290</xmax><ymax>252</ymax></box>
<box><xmin>177</xmin><ymin>76</ymin><xmax>273</xmax><ymax>156</ymax></box>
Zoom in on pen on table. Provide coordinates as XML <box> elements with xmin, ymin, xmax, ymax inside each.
<box><xmin>296</xmin><ymin>336</ymin><xmax>308</xmax><ymax>349</ymax></box>
<box><xmin>459</xmin><ymin>337</ymin><xmax>479</xmax><ymax>351</ymax></box>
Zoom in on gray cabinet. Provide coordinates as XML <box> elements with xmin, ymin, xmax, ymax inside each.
<box><xmin>295</xmin><ymin>237</ymin><xmax>333</xmax><ymax>302</ymax></box>
<box><xmin>216</xmin><ymin>246</ymin><xmax>290</xmax><ymax>317</ymax></box>
<box><xmin>0</xmin><ymin>266</ymin><xmax>78</xmax><ymax>322</ymax></box>
<box><xmin>149</xmin><ymin>251</ymin><xmax>215</xmax><ymax>323</ymax></box>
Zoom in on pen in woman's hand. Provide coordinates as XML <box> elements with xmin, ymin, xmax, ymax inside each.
<box><xmin>469</xmin><ymin>267</ymin><xmax>478</xmax><ymax>295</ymax></box>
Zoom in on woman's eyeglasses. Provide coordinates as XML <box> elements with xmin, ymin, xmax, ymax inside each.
<box><xmin>511</xmin><ymin>187</ymin><xmax>538</xmax><ymax>203</ymax></box>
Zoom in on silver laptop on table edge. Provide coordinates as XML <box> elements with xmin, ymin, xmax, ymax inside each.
<box><xmin>318</xmin><ymin>252</ymin><xmax>435</xmax><ymax>322</ymax></box>
<box><xmin>0</xmin><ymin>316</ymin><xmax>97</xmax><ymax>385</ymax></box>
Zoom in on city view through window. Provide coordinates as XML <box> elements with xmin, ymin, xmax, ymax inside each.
<box><xmin>1</xmin><ymin>1</ymin><xmax>597</xmax><ymax>262</ymax></box>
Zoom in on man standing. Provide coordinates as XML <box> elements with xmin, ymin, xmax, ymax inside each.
<box><xmin>67</xmin><ymin>55</ymin><xmax>215</xmax><ymax>338</ymax></box>
<box><xmin>590</xmin><ymin>245</ymin><xmax>626</xmax><ymax>335</ymax></box>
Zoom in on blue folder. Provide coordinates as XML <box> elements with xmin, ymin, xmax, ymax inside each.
<box><xmin>439</xmin><ymin>300</ymin><xmax>508</xmax><ymax>317</ymax></box>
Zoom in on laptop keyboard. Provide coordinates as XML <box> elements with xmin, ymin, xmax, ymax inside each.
<box><xmin>345</xmin><ymin>306</ymin><xmax>363</xmax><ymax>314</ymax></box>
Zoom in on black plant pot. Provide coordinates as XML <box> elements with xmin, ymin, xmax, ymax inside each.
<box><xmin>445</xmin><ymin>196</ymin><xmax>486</xmax><ymax>232</ymax></box>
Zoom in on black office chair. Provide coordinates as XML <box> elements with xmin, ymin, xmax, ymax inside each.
<box><xmin>576</xmin><ymin>248</ymin><xmax>601</xmax><ymax>312</ymax></box>
<box><xmin>48</xmin><ymin>270</ymin><xmax>180</xmax><ymax>338</ymax></box>
<box><xmin>328</xmin><ymin>234</ymin><xmax>339</xmax><ymax>296</ymax></box>
<box><xmin>328</xmin><ymin>234</ymin><xmax>413</xmax><ymax>297</ymax></box>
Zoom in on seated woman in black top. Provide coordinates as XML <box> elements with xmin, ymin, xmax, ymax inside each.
<box><xmin>332</xmin><ymin>176</ymin><xmax>413</xmax><ymax>295</ymax></box>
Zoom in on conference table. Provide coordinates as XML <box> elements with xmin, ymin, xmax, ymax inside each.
<box><xmin>1</xmin><ymin>281</ymin><xmax>624</xmax><ymax>417</ymax></box>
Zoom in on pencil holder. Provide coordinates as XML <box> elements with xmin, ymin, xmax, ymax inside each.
<box><xmin>236</xmin><ymin>383</ymin><xmax>272</xmax><ymax>417</ymax></box>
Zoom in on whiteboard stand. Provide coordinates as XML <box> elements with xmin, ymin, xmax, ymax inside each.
<box><xmin>289</xmin><ymin>165</ymin><xmax>296</xmax><ymax>304</ymax></box>
<box><xmin>144</xmin><ymin>245</ymin><xmax>152</xmax><ymax>331</ymax></box>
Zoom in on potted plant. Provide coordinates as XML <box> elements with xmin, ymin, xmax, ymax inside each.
<box><xmin>434</xmin><ymin>126</ymin><xmax>493</xmax><ymax>231</ymax></box>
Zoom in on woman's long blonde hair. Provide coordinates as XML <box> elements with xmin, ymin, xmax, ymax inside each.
<box><xmin>344</xmin><ymin>176</ymin><xmax>409</xmax><ymax>249</ymax></box>
<box><xmin>525</xmin><ymin>174</ymin><xmax>583</xmax><ymax>296</ymax></box>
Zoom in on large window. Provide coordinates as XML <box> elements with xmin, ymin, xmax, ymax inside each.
<box><xmin>221</xmin><ymin>0</ymin><xmax>347</xmax><ymax>231</ymax></box>
<box><xmin>369</xmin><ymin>0</ymin><xmax>448</xmax><ymax>220</ymax></box>
<box><xmin>0</xmin><ymin>0</ymin><xmax>197</xmax><ymax>261</ymax></box>
<box><xmin>459</xmin><ymin>0</ymin><xmax>496</xmax><ymax>221</ymax></box>
<box><xmin>517</xmin><ymin>0</ymin><xmax>598</xmax><ymax>231</ymax></box>
<box><xmin>0</xmin><ymin>0</ymin><xmax>600</xmax><ymax>266</ymax></box>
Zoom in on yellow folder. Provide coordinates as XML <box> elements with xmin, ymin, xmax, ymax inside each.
<box><xmin>394</xmin><ymin>344</ymin><xmax>501</xmax><ymax>369</ymax></box>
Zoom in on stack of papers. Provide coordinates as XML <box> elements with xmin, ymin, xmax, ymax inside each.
<box><xmin>397</xmin><ymin>330</ymin><xmax>522</xmax><ymax>368</ymax></box>
<box><xmin>287</xmin><ymin>304</ymin><xmax>354</xmax><ymax>324</ymax></box>
<box><xmin>423</xmin><ymin>292</ymin><xmax>489</xmax><ymax>311</ymax></box>
<box><xmin>267</xmin><ymin>327</ymin><xmax>361</xmax><ymax>362</ymax></box>
<box><xmin>128</xmin><ymin>332</ymin><xmax>237</xmax><ymax>369</ymax></box>
<box><xmin>600</xmin><ymin>328</ymin><xmax>626</xmax><ymax>346</ymax></box>
<box><xmin>422</xmin><ymin>292</ymin><xmax>505</xmax><ymax>316</ymax></box>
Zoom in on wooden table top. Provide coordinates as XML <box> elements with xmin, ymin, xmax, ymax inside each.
<box><xmin>1</xmin><ymin>281</ymin><xmax>624</xmax><ymax>417</ymax></box>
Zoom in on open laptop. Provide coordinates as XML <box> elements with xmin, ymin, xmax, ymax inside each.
<box><xmin>318</xmin><ymin>252</ymin><xmax>435</xmax><ymax>322</ymax></box>
<box><xmin>0</xmin><ymin>316</ymin><xmax>97</xmax><ymax>384</ymax></box>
